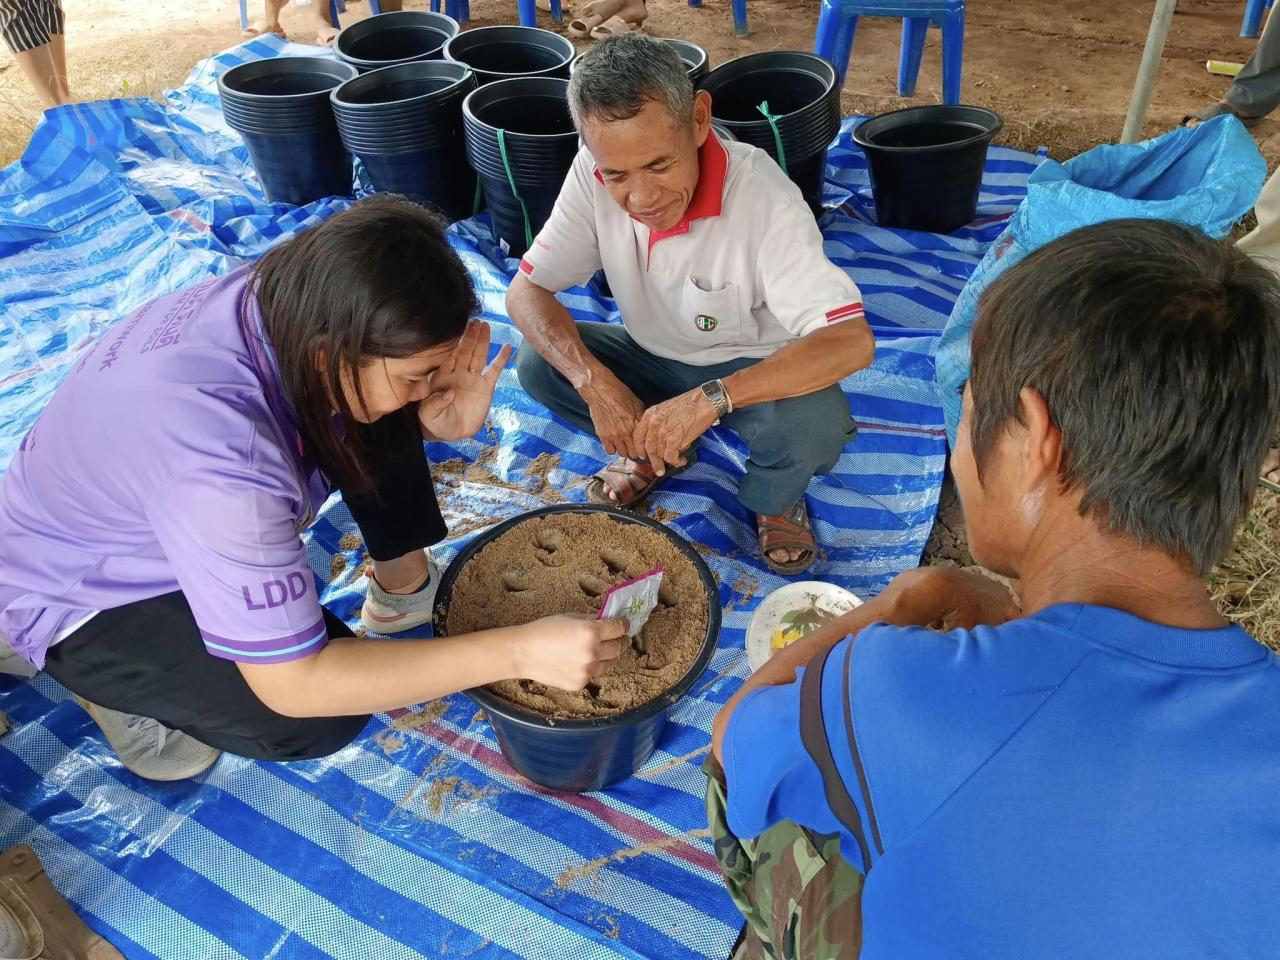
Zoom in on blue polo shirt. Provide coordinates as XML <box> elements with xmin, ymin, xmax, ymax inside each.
<box><xmin>723</xmin><ymin>604</ymin><xmax>1280</xmax><ymax>959</ymax></box>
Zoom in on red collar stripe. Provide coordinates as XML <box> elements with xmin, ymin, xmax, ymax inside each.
<box><xmin>518</xmin><ymin>258</ymin><xmax>535</xmax><ymax>276</ymax></box>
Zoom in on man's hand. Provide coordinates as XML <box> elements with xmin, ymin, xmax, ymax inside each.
<box><xmin>418</xmin><ymin>321</ymin><xmax>513</xmax><ymax>442</ymax></box>
<box><xmin>582</xmin><ymin>371</ymin><xmax>647</xmax><ymax>459</ymax></box>
<box><xmin>881</xmin><ymin>566</ymin><xmax>1021</xmax><ymax>631</ymax></box>
<box><xmin>632</xmin><ymin>388</ymin><xmax>719</xmax><ymax>475</ymax></box>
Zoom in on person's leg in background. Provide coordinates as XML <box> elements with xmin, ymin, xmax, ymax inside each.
<box><xmin>1</xmin><ymin>0</ymin><xmax>73</xmax><ymax>110</ymax></box>
<box><xmin>44</xmin><ymin>593</ymin><xmax>371</xmax><ymax>779</ymax></box>
<box><xmin>704</xmin><ymin>755</ymin><xmax>864</xmax><ymax>960</ymax></box>
<box><xmin>1239</xmin><ymin>169</ymin><xmax>1280</xmax><ymax>488</ymax></box>
<box><xmin>340</xmin><ymin>409</ymin><xmax>451</xmax><ymax>633</ymax></box>
<box><xmin>1227</xmin><ymin>7</ymin><xmax>1280</xmax><ymax>122</ymax></box>
<box><xmin>243</xmin><ymin>0</ymin><xmax>288</xmax><ymax>38</ymax></box>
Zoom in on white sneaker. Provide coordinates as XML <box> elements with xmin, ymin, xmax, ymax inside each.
<box><xmin>75</xmin><ymin>698</ymin><xmax>220</xmax><ymax>781</ymax></box>
<box><xmin>359</xmin><ymin>551</ymin><xmax>442</xmax><ymax>635</ymax></box>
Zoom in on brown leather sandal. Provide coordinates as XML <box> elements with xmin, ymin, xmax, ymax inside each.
<box><xmin>587</xmin><ymin>458</ymin><xmax>663</xmax><ymax>507</ymax></box>
<box><xmin>758</xmin><ymin>500</ymin><xmax>818</xmax><ymax>575</ymax></box>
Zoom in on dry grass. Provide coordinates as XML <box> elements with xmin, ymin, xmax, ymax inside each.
<box><xmin>0</xmin><ymin>64</ymin><xmax>173</xmax><ymax>166</ymax></box>
<box><xmin>1210</xmin><ymin>489</ymin><xmax>1280</xmax><ymax>652</ymax></box>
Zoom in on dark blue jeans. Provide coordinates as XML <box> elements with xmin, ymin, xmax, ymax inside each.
<box><xmin>516</xmin><ymin>323</ymin><xmax>856</xmax><ymax>516</ymax></box>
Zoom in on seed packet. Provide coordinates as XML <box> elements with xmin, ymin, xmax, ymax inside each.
<box><xmin>597</xmin><ymin>567</ymin><xmax>665</xmax><ymax>639</ymax></box>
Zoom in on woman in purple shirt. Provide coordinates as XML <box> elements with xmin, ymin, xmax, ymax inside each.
<box><xmin>0</xmin><ymin>196</ymin><xmax>625</xmax><ymax>780</ymax></box>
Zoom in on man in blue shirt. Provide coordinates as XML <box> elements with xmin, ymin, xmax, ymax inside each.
<box><xmin>710</xmin><ymin>218</ymin><xmax>1280</xmax><ymax>959</ymax></box>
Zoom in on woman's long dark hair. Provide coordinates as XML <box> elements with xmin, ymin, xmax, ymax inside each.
<box><xmin>251</xmin><ymin>196</ymin><xmax>478</xmax><ymax>492</ymax></box>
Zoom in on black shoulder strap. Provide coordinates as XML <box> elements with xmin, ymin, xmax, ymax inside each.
<box><xmin>841</xmin><ymin>638</ymin><xmax>884</xmax><ymax>859</ymax></box>
<box><xmin>799</xmin><ymin>643</ymin><xmax>871</xmax><ymax>868</ymax></box>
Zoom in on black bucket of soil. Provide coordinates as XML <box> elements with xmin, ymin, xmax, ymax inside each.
<box><xmin>443</xmin><ymin>25</ymin><xmax>574</xmax><ymax>86</ymax></box>
<box><xmin>699</xmin><ymin>51</ymin><xmax>840</xmax><ymax>215</ymax></box>
<box><xmin>434</xmin><ymin>504</ymin><xmax>721</xmax><ymax>793</ymax></box>
<box><xmin>218</xmin><ymin>57</ymin><xmax>357</xmax><ymax>206</ymax></box>
<box><xmin>335</xmin><ymin>11</ymin><xmax>459</xmax><ymax>73</ymax></box>
<box><xmin>463</xmin><ymin>76</ymin><xmax>577</xmax><ymax>257</ymax></box>
<box><xmin>852</xmin><ymin>105</ymin><xmax>1003</xmax><ymax>234</ymax></box>
<box><xmin>331</xmin><ymin>60</ymin><xmax>478</xmax><ymax>220</ymax></box>
<box><xmin>570</xmin><ymin>38</ymin><xmax>709</xmax><ymax>85</ymax></box>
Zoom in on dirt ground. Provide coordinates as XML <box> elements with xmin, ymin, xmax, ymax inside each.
<box><xmin>3</xmin><ymin>0</ymin><xmax>1280</xmax><ymax>163</ymax></box>
<box><xmin>1</xmin><ymin>0</ymin><xmax>1277</xmax><ymax>646</ymax></box>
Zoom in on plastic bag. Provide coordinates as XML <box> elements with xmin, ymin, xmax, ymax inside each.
<box><xmin>936</xmin><ymin>114</ymin><xmax>1267</xmax><ymax>445</ymax></box>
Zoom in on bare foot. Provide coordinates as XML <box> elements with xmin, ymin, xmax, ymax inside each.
<box><xmin>1262</xmin><ymin>448</ymin><xmax>1280</xmax><ymax>487</ymax></box>
<box><xmin>312</xmin><ymin>5</ymin><xmax>340</xmax><ymax>45</ymax></box>
<box><xmin>615</xmin><ymin>0</ymin><xmax>647</xmax><ymax>25</ymax></box>
<box><xmin>573</xmin><ymin>0</ymin><xmax>622</xmax><ymax>23</ymax></box>
<box><xmin>242</xmin><ymin>18</ymin><xmax>286</xmax><ymax>38</ymax></box>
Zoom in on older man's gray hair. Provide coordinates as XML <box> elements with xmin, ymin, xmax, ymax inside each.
<box><xmin>568</xmin><ymin>34</ymin><xmax>695</xmax><ymax>130</ymax></box>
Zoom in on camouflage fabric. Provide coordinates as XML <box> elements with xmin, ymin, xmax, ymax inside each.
<box><xmin>704</xmin><ymin>756</ymin><xmax>864</xmax><ymax>960</ymax></box>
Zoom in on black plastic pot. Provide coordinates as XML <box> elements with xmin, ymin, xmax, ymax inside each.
<box><xmin>852</xmin><ymin>105</ymin><xmax>1003</xmax><ymax>234</ymax></box>
<box><xmin>570</xmin><ymin>38</ymin><xmax>709</xmax><ymax>85</ymax></box>
<box><xmin>335</xmin><ymin>11</ymin><xmax>459</xmax><ymax>73</ymax></box>
<box><xmin>463</xmin><ymin>76</ymin><xmax>577</xmax><ymax>257</ymax></box>
<box><xmin>699</xmin><ymin>52</ymin><xmax>840</xmax><ymax>215</ymax></box>
<box><xmin>331</xmin><ymin>61</ymin><xmax>477</xmax><ymax>220</ymax></box>
<box><xmin>218</xmin><ymin>57</ymin><xmax>357</xmax><ymax>206</ymax></box>
<box><xmin>434</xmin><ymin>504</ymin><xmax>721</xmax><ymax>793</ymax></box>
<box><xmin>444</xmin><ymin>26</ymin><xmax>574</xmax><ymax>85</ymax></box>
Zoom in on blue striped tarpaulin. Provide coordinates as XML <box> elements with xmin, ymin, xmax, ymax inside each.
<box><xmin>0</xmin><ymin>35</ymin><xmax>1043</xmax><ymax>959</ymax></box>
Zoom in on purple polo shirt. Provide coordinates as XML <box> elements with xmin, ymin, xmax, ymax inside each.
<box><xmin>0</xmin><ymin>268</ymin><xmax>334</xmax><ymax>669</ymax></box>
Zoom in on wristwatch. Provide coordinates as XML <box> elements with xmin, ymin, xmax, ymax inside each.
<box><xmin>699</xmin><ymin>379</ymin><xmax>733</xmax><ymax>424</ymax></box>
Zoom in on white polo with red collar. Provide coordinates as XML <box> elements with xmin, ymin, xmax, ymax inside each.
<box><xmin>518</xmin><ymin>133</ymin><xmax>865</xmax><ymax>366</ymax></box>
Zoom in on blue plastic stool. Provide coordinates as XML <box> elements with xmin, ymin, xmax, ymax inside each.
<box><xmin>687</xmin><ymin>0</ymin><xmax>749</xmax><ymax>39</ymax></box>
<box><xmin>1242</xmin><ymin>0</ymin><xmax>1275</xmax><ymax>39</ymax></box>
<box><xmin>510</xmin><ymin>0</ymin><xmax>565</xmax><ymax>26</ymax></box>
<box><xmin>236</xmin><ymin>0</ymin><xmax>382</xmax><ymax>35</ymax></box>
<box><xmin>813</xmin><ymin>0</ymin><xmax>964</xmax><ymax>105</ymax></box>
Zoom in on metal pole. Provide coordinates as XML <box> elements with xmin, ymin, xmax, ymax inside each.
<box><xmin>1121</xmin><ymin>0</ymin><xmax>1180</xmax><ymax>144</ymax></box>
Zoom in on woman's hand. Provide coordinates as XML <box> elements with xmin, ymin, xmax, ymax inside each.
<box><xmin>418</xmin><ymin>321</ymin><xmax>513</xmax><ymax>442</ymax></box>
<box><xmin>513</xmin><ymin>614</ymin><xmax>628</xmax><ymax>691</ymax></box>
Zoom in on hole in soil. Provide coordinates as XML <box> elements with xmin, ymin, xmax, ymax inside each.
<box><xmin>501</xmin><ymin>566</ymin><xmax>532</xmax><ymax>593</ymax></box>
<box><xmin>657</xmin><ymin>583</ymin><xmax>678</xmax><ymax>608</ymax></box>
<box><xmin>534</xmin><ymin>528</ymin><xmax>565</xmax><ymax>552</ymax></box>
<box><xmin>535</xmin><ymin>549</ymin><xmax>564</xmax><ymax>568</ymax></box>
<box><xmin>600</xmin><ymin>547</ymin><xmax>633</xmax><ymax>576</ymax></box>
<box><xmin>519</xmin><ymin>679</ymin><xmax>542</xmax><ymax>694</ymax></box>
<box><xmin>579</xmin><ymin>574</ymin><xmax>607</xmax><ymax>598</ymax></box>
<box><xmin>584</xmin><ymin>681</ymin><xmax>601</xmax><ymax>699</ymax></box>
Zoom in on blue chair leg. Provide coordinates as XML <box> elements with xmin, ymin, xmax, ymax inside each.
<box><xmin>941</xmin><ymin>9</ymin><xmax>964</xmax><ymax>105</ymax></box>
<box><xmin>329</xmin><ymin>0</ymin><xmax>341</xmax><ymax>30</ymax></box>
<box><xmin>517</xmin><ymin>0</ymin><xmax>536</xmax><ymax>25</ymax></box>
<box><xmin>898</xmin><ymin>17</ymin><xmax>929</xmax><ymax>97</ymax></box>
<box><xmin>814</xmin><ymin>2</ymin><xmax>857</xmax><ymax>86</ymax></box>
<box><xmin>550</xmin><ymin>0</ymin><xmax>563</xmax><ymax>21</ymax></box>
<box><xmin>430</xmin><ymin>0</ymin><xmax>439</xmax><ymax>10</ymax></box>
<box><xmin>239</xmin><ymin>0</ymin><xmax>248</xmax><ymax>31</ymax></box>
<box><xmin>1243</xmin><ymin>0</ymin><xmax>1269</xmax><ymax>37</ymax></box>
<box><xmin>688</xmin><ymin>0</ymin><xmax>702</xmax><ymax>9</ymax></box>
<box><xmin>731</xmin><ymin>0</ymin><xmax>748</xmax><ymax>37</ymax></box>
<box><xmin>369</xmin><ymin>0</ymin><xmax>381</xmax><ymax>13</ymax></box>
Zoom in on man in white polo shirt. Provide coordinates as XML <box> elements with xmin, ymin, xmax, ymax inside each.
<box><xmin>509</xmin><ymin>34</ymin><xmax>874</xmax><ymax>573</ymax></box>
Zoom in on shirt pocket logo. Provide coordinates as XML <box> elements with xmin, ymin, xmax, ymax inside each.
<box><xmin>682</xmin><ymin>278</ymin><xmax>741</xmax><ymax>341</ymax></box>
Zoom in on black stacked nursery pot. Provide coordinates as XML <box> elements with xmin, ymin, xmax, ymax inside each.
<box><xmin>443</xmin><ymin>25</ymin><xmax>575</xmax><ymax>86</ymax></box>
<box><xmin>853</xmin><ymin>105</ymin><xmax>1004</xmax><ymax>234</ymax></box>
<box><xmin>335</xmin><ymin>11</ymin><xmax>459</xmax><ymax>73</ymax></box>
<box><xmin>699</xmin><ymin>51</ymin><xmax>841</xmax><ymax>216</ymax></box>
<box><xmin>462</xmin><ymin>76</ymin><xmax>578</xmax><ymax>258</ymax></box>
<box><xmin>218</xmin><ymin>57</ymin><xmax>357</xmax><ymax>206</ymax></box>
<box><xmin>331</xmin><ymin>60</ymin><xmax>478</xmax><ymax>221</ymax></box>
<box><xmin>433</xmin><ymin>505</ymin><xmax>722</xmax><ymax>794</ymax></box>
